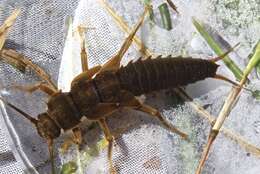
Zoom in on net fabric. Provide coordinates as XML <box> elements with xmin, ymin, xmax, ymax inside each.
<box><xmin>0</xmin><ymin>126</ymin><xmax>23</xmax><ymax>174</ymax></box>
<box><xmin>0</xmin><ymin>0</ymin><xmax>260</xmax><ymax>174</ymax></box>
<box><xmin>0</xmin><ymin>0</ymin><xmax>79</xmax><ymax>173</ymax></box>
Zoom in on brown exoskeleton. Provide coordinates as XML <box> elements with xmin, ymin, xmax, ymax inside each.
<box><xmin>0</xmin><ymin>7</ymin><xmax>239</xmax><ymax>174</ymax></box>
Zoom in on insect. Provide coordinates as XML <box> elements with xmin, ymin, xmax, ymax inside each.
<box><xmin>0</xmin><ymin>7</ymin><xmax>238</xmax><ymax>174</ymax></box>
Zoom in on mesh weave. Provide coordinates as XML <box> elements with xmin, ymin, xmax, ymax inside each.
<box><xmin>0</xmin><ymin>0</ymin><xmax>79</xmax><ymax>173</ymax></box>
<box><xmin>0</xmin><ymin>0</ymin><xmax>260</xmax><ymax>174</ymax></box>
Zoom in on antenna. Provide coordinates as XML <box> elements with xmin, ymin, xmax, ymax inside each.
<box><xmin>214</xmin><ymin>74</ymin><xmax>239</xmax><ymax>86</ymax></box>
<box><xmin>210</xmin><ymin>43</ymin><xmax>240</xmax><ymax>62</ymax></box>
<box><xmin>0</xmin><ymin>97</ymin><xmax>38</xmax><ymax>124</ymax></box>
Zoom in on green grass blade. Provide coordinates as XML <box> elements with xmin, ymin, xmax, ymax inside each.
<box><xmin>143</xmin><ymin>0</ymin><xmax>155</xmax><ymax>22</ymax></box>
<box><xmin>192</xmin><ymin>18</ymin><xmax>243</xmax><ymax>80</ymax></box>
<box><xmin>61</xmin><ymin>161</ymin><xmax>78</xmax><ymax>174</ymax></box>
<box><xmin>159</xmin><ymin>3</ymin><xmax>172</xmax><ymax>30</ymax></box>
<box><xmin>244</xmin><ymin>41</ymin><xmax>260</xmax><ymax>77</ymax></box>
<box><xmin>248</xmin><ymin>41</ymin><xmax>260</xmax><ymax>78</ymax></box>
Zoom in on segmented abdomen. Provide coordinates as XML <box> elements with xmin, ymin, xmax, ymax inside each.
<box><xmin>116</xmin><ymin>56</ymin><xmax>219</xmax><ymax>96</ymax></box>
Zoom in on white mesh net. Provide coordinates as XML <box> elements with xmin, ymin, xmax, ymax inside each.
<box><xmin>0</xmin><ymin>0</ymin><xmax>260</xmax><ymax>174</ymax></box>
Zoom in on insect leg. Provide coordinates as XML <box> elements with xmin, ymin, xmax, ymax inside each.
<box><xmin>60</xmin><ymin>138</ymin><xmax>74</xmax><ymax>154</ymax></box>
<box><xmin>60</xmin><ymin>127</ymin><xmax>83</xmax><ymax>154</ymax></box>
<box><xmin>84</xmin><ymin>103</ymin><xmax>120</xmax><ymax>173</ymax></box>
<box><xmin>119</xmin><ymin>91</ymin><xmax>188</xmax><ymax>140</ymax></box>
<box><xmin>0</xmin><ymin>10</ymin><xmax>25</xmax><ymax>72</ymax></box>
<box><xmin>99</xmin><ymin>8</ymin><xmax>148</xmax><ymax>72</ymax></box>
<box><xmin>79</xmin><ymin>102</ymin><xmax>120</xmax><ymax>173</ymax></box>
<box><xmin>77</xmin><ymin>26</ymin><xmax>89</xmax><ymax>72</ymax></box>
<box><xmin>0</xmin><ymin>9</ymin><xmax>20</xmax><ymax>50</ymax></box>
<box><xmin>10</xmin><ymin>82</ymin><xmax>56</xmax><ymax>95</ymax></box>
<box><xmin>47</xmin><ymin>139</ymin><xmax>56</xmax><ymax>174</ymax></box>
<box><xmin>0</xmin><ymin>48</ymin><xmax>27</xmax><ymax>72</ymax></box>
<box><xmin>134</xmin><ymin>103</ymin><xmax>188</xmax><ymax>140</ymax></box>
<box><xmin>98</xmin><ymin>118</ymin><xmax>117</xmax><ymax>174</ymax></box>
<box><xmin>1</xmin><ymin>49</ymin><xmax>57</xmax><ymax>90</ymax></box>
<box><xmin>71</xmin><ymin>65</ymin><xmax>102</xmax><ymax>86</ymax></box>
<box><xmin>72</xmin><ymin>127</ymin><xmax>82</xmax><ymax>145</ymax></box>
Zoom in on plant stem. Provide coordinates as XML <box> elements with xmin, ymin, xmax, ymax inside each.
<box><xmin>175</xmin><ymin>88</ymin><xmax>260</xmax><ymax>157</ymax></box>
<box><xmin>99</xmin><ymin>0</ymin><xmax>152</xmax><ymax>57</ymax></box>
<box><xmin>195</xmin><ymin>42</ymin><xmax>260</xmax><ymax>174</ymax></box>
